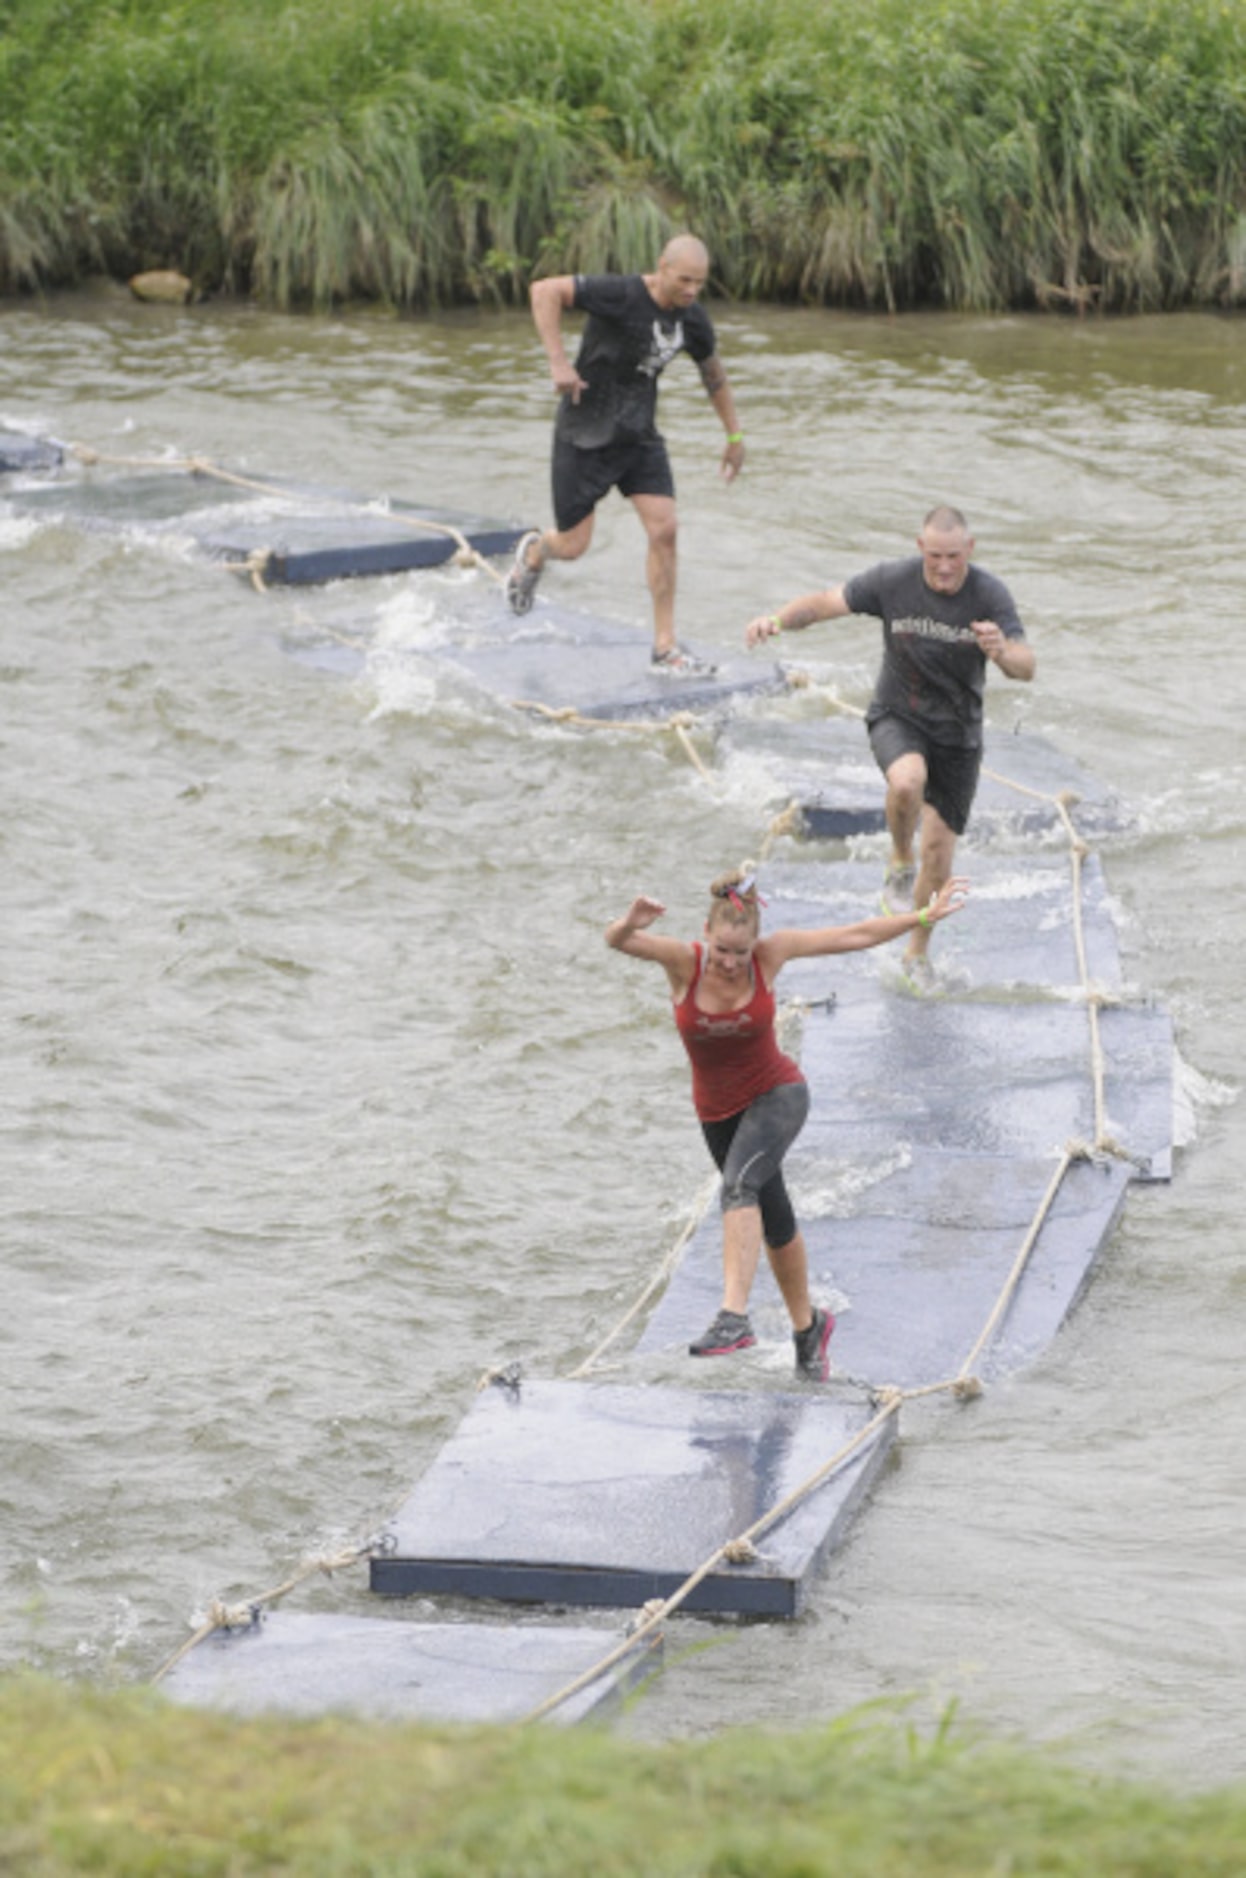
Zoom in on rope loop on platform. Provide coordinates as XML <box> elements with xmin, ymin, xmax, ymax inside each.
<box><xmin>150</xmin><ymin>1539</ymin><xmax>379</xmax><ymax>1686</ymax></box>
<box><xmin>477</xmin><ymin>1359</ymin><xmax>523</xmax><ymax>1393</ymax></box>
<box><xmin>508</xmin><ymin>698</ymin><xmax>711</xmax><ymax>776</ymax></box>
<box><xmin>759</xmin><ymin>800</ymin><xmax>803</xmax><ymax>858</ymax></box>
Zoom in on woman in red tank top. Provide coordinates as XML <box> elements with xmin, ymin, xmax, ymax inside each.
<box><xmin>606</xmin><ymin>864</ymin><xmax>967</xmax><ymax>1377</ymax></box>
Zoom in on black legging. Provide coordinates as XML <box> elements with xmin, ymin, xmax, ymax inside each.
<box><xmin>700</xmin><ymin>1079</ymin><xmax>810</xmax><ymax>1251</ymax></box>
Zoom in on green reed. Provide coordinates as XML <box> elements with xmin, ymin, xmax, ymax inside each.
<box><xmin>2</xmin><ymin>0</ymin><xmax>1246</xmax><ymax>310</ymax></box>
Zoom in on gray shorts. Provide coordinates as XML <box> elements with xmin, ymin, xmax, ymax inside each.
<box><xmin>700</xmin><ymin>1079</ymin><xmax>810</xmax><ymax>1250</ymax></box>
<box><xmin>867</xmin><ymin>714</ymin><xmax>982</xmax><ymax>837</ymax></box>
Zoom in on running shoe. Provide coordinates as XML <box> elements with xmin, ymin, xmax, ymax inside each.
<box><xmin>651</xmin><ymin>643</ymin><xmax>719</xmax><ymax>677</ymax></box>
<box><xmin>793</xmin><ymin>1306</ymin><xmax>835</xmax><ymax>1381</ymax></box>
<box><xmin>688</xmin><ymin>1308</ymin><xmax>756</xmax><ymax>1357</ymax></box>
<box><xmin>880</xmin><ymin>860</ymin><xmax>917</xmax><ymax>915</ymax></box>
<box><xmin>505</xmin><ymin>530</ymin><xmax>545</xmax><ymax>615</ymax></box>
<box><xmin>901</xmin><ymin>952</ymin><xmax>937</xmax><ymax>995</ymax></box>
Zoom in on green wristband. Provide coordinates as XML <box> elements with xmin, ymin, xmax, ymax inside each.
<box><xmin>917</xmin><ymin>907</ymin><xmax>933</xmax><ymax>930</ymax></box>
<box><xmin>726</xmin><ymin>431</ymin><xmax>744</xmax><ymax>444</ymax></box>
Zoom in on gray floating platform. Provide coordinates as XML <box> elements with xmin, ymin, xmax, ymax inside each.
<box><xmin>372</xmin><ymin>1380</ymin><xmax>895</xmax><ymax>1618</ymax></box>
<box><xmin>194</xmin><ymin>505</ymin><xmax>525</xmax><ymax>584</ymax></box>
<box><xmin>794</xmin><ymin>995</ymin><xmax>1173</xmax><ymax>1180</ymax></box>
<box><xmin>425</xmin><ymin>591</ymin><xmax>787</xmax><ymax>723</ymax></box>
<box><xmin>162</xmin><ymin>1611</ymin><xmax>661</xmax><ymax>1725</ymax></box>
<box><xmin>3</xmin><ymin>461</ymin><xmax>527</xmax><ymax>584</ymax></box>
<box><xmin>717</xmin><ymin>715</ymin><xmax>1131</xmax><ymax>840</ymax></box>
<box><xmin>769</xmin><ymin>851</ymin><xmax>1128</xmax><ymax>997</ymax></box>
<box><xmin>0</xmin><ymin>429</ymin><xmax>63</xmax><ymax>474</ymax></box>
<box><xmin>637</xmin><ymin>1148</ymin><xmax>1133</xmax><ymax>1389</ymax></box>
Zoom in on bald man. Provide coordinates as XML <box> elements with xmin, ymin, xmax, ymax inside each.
<box><xmin>506</xmin><ymin>235</ymin><xmax>744</xmax><ymax>675</ymax></box>
<box><xmin>746</xmin><ymin>508</ymin><xmax>1036</xmax><ymax>987</ymax></box>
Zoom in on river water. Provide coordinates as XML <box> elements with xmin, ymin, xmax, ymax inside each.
<box><xmin>2</xmin><ymin>284</ymin><xmax>1243</xmax><ymax>1791</ymax></box>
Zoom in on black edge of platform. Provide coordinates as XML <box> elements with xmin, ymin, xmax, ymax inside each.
<box><xmin>369</xmin><ymin>1558</ymin><xmax>800</xmax><ymax>1617</ymax></box>
<box><xmin>200</xmin><ymin>523</ymin><xmax>527</xmax><ymax>586</ymax></box>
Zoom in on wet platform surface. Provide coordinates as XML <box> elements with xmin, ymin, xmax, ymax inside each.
<box><xmin>373</xmin><ymin>1380</ymin><xmax>896</xmax><ymax>1617</ymax></box>
<box><xmin>428</xmin><ymin>593</ymin><xmax>787</xmax><ymax>722</ymax></box>
<box><xmin>163</xmin><ymin>1611</ymin><xmax>661</xmax><ymax>1724</ymax></box>
<box><xmin>717</xmin><ymin>715</ymin><xmax>1132</xmax><ymax>839</ymax></box>
<box><xmin>2</xmin><ymin>457</ymin><xmax>527</xmax><ymax>582</ymax></box>
<box><xmin>0</xmin><ymin>428</ymin><xmax>63</xmax><ymax>473</ymax></box>
<box><xmin>638</xmin><ymin>1148</ymin><xmax>1133</xmax><ymax>1387</ymax></box>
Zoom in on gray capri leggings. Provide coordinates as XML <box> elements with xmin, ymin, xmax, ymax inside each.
<box><xmin>700</xmin><ymin>1079</ymin><xmax>811</xmax><ymax>1250</ymax></box>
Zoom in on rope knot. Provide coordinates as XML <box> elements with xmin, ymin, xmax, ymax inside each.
<box><xmin>629</xmin><ymin>1598</ymin><xmax>666</xmax><ymax>1634</ymax></box>
<box><xmin>952</xmin><ymin>1375</ymin><xmax>984</xmax><ymax>1402</ymax></box>
<box><xmin>871</xmin><ymin>1384</ymin><xmax>905</xmax><ymax>1410</ymax></box>
<box><xmin>722</xmin><ymin>1537</ymin><xmax>759</xmax><ymax>1566</ymax></box>
<box><xmin>477</xmin><ymin>1360</ymin><xmax>523</xmax><ymax>1393</ymax></box>
<box><xmin>208</xmin><ymin>1598</ymin><xmax>261</xmax><ymax>1632</ymax></box>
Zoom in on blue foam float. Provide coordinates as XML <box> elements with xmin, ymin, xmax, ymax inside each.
<box><xmin>430</xmin><ymin>593</ymin><xmax>788</xmax><ymax>723</ymax></box>
<box><xmin>0</xmin><ymin>428</ymin><xmax>63</xmax><ymax>474</ymax></box>
<box><xmin>372</xmin><ymin>1379</ymin><xmax>895</xmax><ymax>1618</ymax></box>
<box><xmin>162</xmin><ymin>1610</ymin><xmax>662</xmax><ymax>1724</ymax></box>
<box><xmin>718</xmin><ymin>714</ymin><xmax>1132</xmax><ymax>840</ymax></box>
<box><xmin>2</xmin><ymin>456</ymin><xmax>528</xmax><ymax>584</ymax></box>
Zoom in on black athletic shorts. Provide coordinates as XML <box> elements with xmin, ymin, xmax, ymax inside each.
<box><xmin>552</xmin><ymin>433</ymin><xmax>675</xmax><ymax>532</ymax></box>
<box><xmin>867</xmin><ymin>713</ymin><xmax>982</xmax><ymax>837</ymax></box>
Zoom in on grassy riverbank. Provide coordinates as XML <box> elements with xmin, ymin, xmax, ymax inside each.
<box><xmin>3</xmin><ymin>1676</ymin><xmax>1246</xmax><ymax>1875</ymax></box>
<box><xmin>3</xmin><ymin>0</ymin><xmax>1246</xmax><ymax>312</ymax></box>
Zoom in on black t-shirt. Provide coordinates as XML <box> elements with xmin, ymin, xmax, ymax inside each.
<box><xmin>843</xmin><ymin>556</ymin><xmax>1026</xmax><ymax>748</ymax></box>
<box><xmin>554</xmin><ymin>274</ymin><xmax>717</xmax><ymax>451</ymax></box>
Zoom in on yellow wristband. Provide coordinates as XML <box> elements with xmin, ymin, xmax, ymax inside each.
<box><xmin>770</xmin><ymin>615</ymin><xmax>784</xmax><ymax>634</ymax></box>
<box><xmin>726</xmin><ymin>431</ymin><xmax>744</xmax><ymax>444</ymax></box>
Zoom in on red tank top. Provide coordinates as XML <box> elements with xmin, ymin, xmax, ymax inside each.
<box><xmin>673</xmin><ymin>943</ymin><xmax>804</xmax><ymax>1122</ymax></box>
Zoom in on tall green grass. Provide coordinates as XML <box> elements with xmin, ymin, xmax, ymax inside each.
<box><xmin>2</xmin><ymin>0</ymin><xmax>1246</xmax><ymax>311</ymax></box>
<box><xmin>3</xmin><ymin>1675</ymin><xmax>1246</xmax><ymax>1875</ymax></box>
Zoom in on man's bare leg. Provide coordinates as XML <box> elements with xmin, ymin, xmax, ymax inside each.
<box><xmin>630</xmin><ymin>492</ymin><xmax>678</xmax><ymax>658</ymax></box>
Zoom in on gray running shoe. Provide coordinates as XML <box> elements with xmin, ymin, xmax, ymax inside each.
<box><xmin>880</xmin><ymin>861</ymin><xmax>917</xmax><ymax>915</ymax></box>
<box><xmin>651</xmin><ymin>643</ymin><xmax>719</xmax><ymax>678</ymax></box>
<box><xmin>901</xmin><ymin>952</ymin><xmax>937</xmax><ymax>995</ymax></box>
<box><xmin>689</xmin><ymin>1308</ymin><xmax>756</xmax><ymax>1357</ymax></box>
<box><xmin>505</xmin><ymin>530</ymin><xmax>544</xmax><ymax>615</ymax></box>
<box><xmin>793</xmin><ymin>1306</ymin><xmax>835</xmax><ymax>1380</ymax></box>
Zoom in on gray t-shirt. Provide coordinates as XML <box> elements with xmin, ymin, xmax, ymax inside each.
<box><xmin>843</xmin><ymin>556</ymin><xmax>1025</xmax><ymax>748</ymax></box>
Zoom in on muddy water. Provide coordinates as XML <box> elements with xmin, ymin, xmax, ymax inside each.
<box><xmin>2</xmin><ymin>284</ymin><xmax>1242</xmax><ymax>1787</ymax></box>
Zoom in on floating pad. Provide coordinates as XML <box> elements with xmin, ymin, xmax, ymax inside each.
<box><xmin>372</xmin><ymin>1380</ymin><xmax>895</xmax><ymax>1618</ymax></box>
<box><xmin>0</xmin><ymin>429</ymin><xmax>63</xmax><ymax>474</ymax></box>
<box><xmin>766</xmin><ymin>851</ymin><xmax>1127</xmax><ymax>998</ymax></box>
<box><xmin>426</xmin><ymin>591</ymin><xmax>787</xmax><ymax>723</ymax></box>
<box><xmin>162</xmin><ymin>1610</ymin><xmax>661</xmax><ymax>1724</ymax></box>
<box><xmin>3</xmin><ymin>463</ymin><xmax>527</xmax><ymax>584</ymax></box>
<box><xmin>718</xmin><ymin>715</ymin><xmax>1131</xmax><ymax>840</ymax></box>
<box><xmin>637</xmin><ymin>1148</ymin><xmax>1132</xmax><ymax>1390</ymax></box>
<box><xmin>194</xmin><ymin>505</ymin><xmax>526</xmax><ymax>584</ymax></box>
<box><xmin>792</xmin><ymin>996</ymin><xmax>1173</xmax><ymax>1180</ymax></box>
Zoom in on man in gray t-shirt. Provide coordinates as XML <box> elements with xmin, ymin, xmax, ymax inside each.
<box><xmin>745</xmin><ymin>507</ymin><xmax>1036</xmax><ymax>984</ymax></box>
